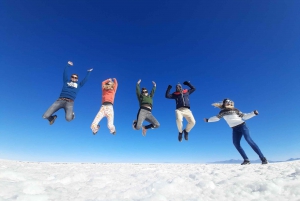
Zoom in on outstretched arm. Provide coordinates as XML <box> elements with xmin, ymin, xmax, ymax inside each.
<box><xmin>63</xmin><ymin>61</ymin><xmax>73</xmax><ymax>82</ymax></box>
<box><xmin>204</xmin><ymin>116</ymin><xmax>221</xmax><ymax>123</ymax></box>
<box><xmin>79</xmin><ymin>68</ymin><xmax>93</xmax><ymax>87</ymax></box>
<box><xmin>241</xmin><ymin>110</ymin><xmax>258</xmax><ymax>120</ymax></box>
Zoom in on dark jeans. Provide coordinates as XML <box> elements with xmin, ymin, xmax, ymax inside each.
<box><xmin>135</xmin><ymin>108</ymin><xmax>160</xmax><ymax>130</ymax></box>
<box><xmin>43</xmin><ymin>99</ymin><xmax>74</xmax><ymax>122</ymax></box>
<box><xmin>232</xmin><ymin>123</ymin><xmax>265</xmax><ymax>160</ymax></box>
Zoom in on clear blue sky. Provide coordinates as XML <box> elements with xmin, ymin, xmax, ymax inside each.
<box><xmin>0</xmin><ymin>0</ymin><xmax>299</xmax><ymax>163</ymax></box>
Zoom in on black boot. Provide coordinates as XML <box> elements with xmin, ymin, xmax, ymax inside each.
<box><xmin>178</xmin><ymin>132</ymin><xmax>183</xmax><ymax>142</ymax></box>
<box><xmin>183</xmin><ymin>129</ymin><xmax>188</xmax><ymax>141</ymax></box>
<box><xmin>261</xmin><ymin>157</ymin><xmax>268</xmax><ymax>165</ymax></box>
<box><xmin>49</xmin><ymin>115</ymin><xmax>57</xmax><ymax>125</ymax></box>
<box><xmin>241</xmin><ymin>159</ymin><xmax>250</xmax><ymax>165</ymax></box>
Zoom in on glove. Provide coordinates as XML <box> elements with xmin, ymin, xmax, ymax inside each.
<box><xmin>183</xmin><ymin>81</ymin><xmax>190</xmax><ymax>85</ymax></box>
<box><xmin>167</xmin><ymin>85</ymin><xmax>172</xmax><ymax>89</ymax></box>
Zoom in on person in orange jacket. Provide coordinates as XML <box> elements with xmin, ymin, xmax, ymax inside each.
<box><xmin>91</xmin><ymin>78</ymin><xmax>118</xmax><ymax>135</ymax></box>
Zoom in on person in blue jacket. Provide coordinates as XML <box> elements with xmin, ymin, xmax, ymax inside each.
<box><xmin>42</xmin><ymin>61</ymin><xmax>93</xmax><ymax>125</ymax></box>
<box><xmin>165</xmin><ymin>81</ymin><xmax>196</xmax><ymax>142</ymax></box>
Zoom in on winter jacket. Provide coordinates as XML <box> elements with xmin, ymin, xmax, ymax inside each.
<box><xmin>59</xmin><ymin>65</ymin><xmax>91</xmax><ymax>100</ymax></box>
<box><xmin>136</xmin><ymin>83</ymin><xmax>156</xmax><ymax>108</ymax></box>
<box><xmin>207</xmin><ymin>108</ymin><xmax>257</xmax><ymax>128</ymax></box>
<box><xmin>102</xmin><ymin>78</ymin><xmax>118</xmax><ymax>105</ymax></box>
<box><xmin>165</xmin><ymin>82</ymin><xmax>195</xmax><ymax>109</ymax></box>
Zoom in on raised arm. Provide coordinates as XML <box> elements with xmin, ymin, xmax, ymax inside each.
<box><xmin>136</xmin><ymin>79</ymin><xmax>141</xmax><ymax>100</ymax></box>
<box><xmin>79</xmin><ymin>68</ymin><xmax>92</xmax><ymax>87</ymax></box>
<box><xmin>183</xmin><ymin>81</ymin><xmax>196</xmax><ymax>94</ymax></box>
<box><xmin>113</xmin><ymin>78</ymin><xmax>118</xmax><ymax>92</ymax></box>
<box><xmin>63</xmin><ymin>61</ymin><xmax>73</xmax><ymax>82</ymax></box>
<box><xmin>165</xmin><ymin>85</ymin><xmax>174</xmax><ymax>99</ymax></box>
<box><xmin>150</xmin><ymin>81</ymin><xmax>156</xmax><ymax>97</ymax></box>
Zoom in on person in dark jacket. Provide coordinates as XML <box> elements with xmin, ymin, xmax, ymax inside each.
<box><xmin>132</xmin><ymin>79</ymin><xmax>160</xmax><ymax>136</ymax></box>
<box><xmin>165</xmin><ymin>81</ymin><xmax>196</xmax><ymax>142</ymax></box>
<box><xmin>42</xmin><ymin>61</ymin><xmax>93</xmax><ymax>125</ymax></box>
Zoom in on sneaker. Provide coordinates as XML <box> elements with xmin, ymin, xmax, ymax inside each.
<box><xmin>183</xmin><ymin>130</ymin><xmax>188</xmax><ymax>141</ymax></box>
<box><xmin>241</xmin><ymin>159</ymin><xmax>250</xmax><ymax>165</ymax></box>
<box><xmin>261</xmin><ymin>157</ymin><xmax>268</xmax><ymax>165</ymax></box>
<box><xmin>92</xmin><ymin>125</ymin><xmax>100</xmax><ymax>135</ymax></box>
<box><xmin>178</xmin><ymin>132</ymin><xmax>183</xmax><ymax>142</ymax></box>
<box><xmin>112</xmin><ymin>130</ymin><xmax>116</xmax><ymax>135</ymax></box>
<box><xmin>142</xmin><ymin>126</ymin><xmax>147</xmax><ymax>136</ymax></box>
<box><xmin>132</xmin><ymin>120</ymin><xmax>137</xmax><ymax>130</ymax></box>
<box><xmin>49</xmin><ymin>115</ymin><xmax>57</xmax><ymax>125</ymax></box>
<box><xmin>72</xmin><ymin>112</ymin><xmax>75</xmax><ymax>120</ymax></box>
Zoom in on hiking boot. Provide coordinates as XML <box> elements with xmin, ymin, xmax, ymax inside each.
<box><xmin>49</xmin><ymin>115</ymin><xmax>57</xmax><ymax>125</ymax></box>
<box><xmin>241</xmin><ymin>159</ymin><xmax>250</xmax><ymax>165</ymax></box>
<box><xmin>132</xmin><ymin>120</ymin><xmax>137</xmax><ymax>130</ymax></box>
<box><xmin>183</xmin><ymin>129</ymin><xmax>188</xmax><ymax>141</ymax></box>
<box><xmin>178</xmin><ymin>132</ymin><xmax>183</xmax><ymax>142</ymax></box>
<box><xmin>92</xmin><ymin>125</ymin><xmax>100</xmax><ymax>135</ymax></box>
<box><xmin>261</xmin><ymin>157</ymin><xmax>268</xmax><ymax>165</ymax></box>
<box><xmin>142</xmin><ymin>126</ymin><xmax>147</xmax><ymax>136</ymax></box>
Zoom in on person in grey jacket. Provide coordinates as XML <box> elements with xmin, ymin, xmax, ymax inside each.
<box><xmin>165</xmin><ymin>81</ymin><xmax>196</xmax><ymax>142</ymax></box>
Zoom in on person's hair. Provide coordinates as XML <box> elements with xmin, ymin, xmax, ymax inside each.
<box><xmin>212</xmin><ymin>99</ymin><xmax>235</xmax><ymax>109</ymax></box>
<box><xmin>103</xmin><ymin>81</ymin><xmax>115</xmax><ymax>90</ymax></box>
<box><xmin>71</xmin><ymin>74</ymin><xmax>79</xmax><ymax>78</ymax></box>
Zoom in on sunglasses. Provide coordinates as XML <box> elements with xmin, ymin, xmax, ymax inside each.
<box><xmin>225</xmin><ymin>100</ymin><xmax>232</xmax><ymax>105</ymax></box>
<box><xmin>71</xmin><ymin>76</ymin><xmax>78</xmax><ymax>79</ymax></box>
<box><xmin>142</xmin><ymin>90</ymin><xmax>148</xmax><ymax>93</ymax></box>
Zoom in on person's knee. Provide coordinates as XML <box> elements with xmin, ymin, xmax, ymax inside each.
<box><xmin>153</xmin><ymin>122</ymin><xmax>160</xmax><ymax>128</ymax></box>
<box><xmin>66</xmin><ymin>116</ymin><xmax>73</xmax><ymax>122</ymax></box>
<box><xmin>135</xmin><ymin>124</ymin><xmax>141</xmax><ymax>130</ymax></box>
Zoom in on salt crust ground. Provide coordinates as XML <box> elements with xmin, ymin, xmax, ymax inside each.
<box><xmin>0</xmin><ymin>160</ymin><xmax>299</xmax><ymax>201</ymax></box>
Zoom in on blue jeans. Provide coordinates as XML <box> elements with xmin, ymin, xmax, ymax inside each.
<box><xmin>232</xmin><ymin>123</ymin><xmax>265</xmax><ymax>160</ymax></box>
<box><xmin>43</xmin><ymin>99</ymin><xmax>74</xmax><ymax>122</ymax></box>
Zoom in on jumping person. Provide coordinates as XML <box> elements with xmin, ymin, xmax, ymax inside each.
<box><xmin>91</xmin><ymin>78</ymin><xmax>118</xmax><ymax>135</ymax></box>
<box><xmin>165</xmin><ymin>81</ymin><xmax>196</xmax><ymax>142</ymax></box>
<box><xmin>132</xmin><ymin>79</ymin><xmax>160</xmax><ymax>136</ymax></box>
<box><xmin>204</xmin><ymin>98</ymin><xmax>268</xmax><ymax>165</ymax></box>
<box><xmin>42</xmin><ymin>61</ymin><xmax>92</xmax><ymax>124</ymax></box>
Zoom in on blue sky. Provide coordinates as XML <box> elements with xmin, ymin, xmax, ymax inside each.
<box><xmin>0</xmin><ymin>0</ymin><xmax>299</xmax><ymax>163</ymax></box>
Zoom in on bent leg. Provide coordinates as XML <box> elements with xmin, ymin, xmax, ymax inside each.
<box><xmin>105</xmin><ymin>105</ymin><xmax>116</xmax><ymax>133</ymax></box>
<box><xmin>91</xmin><ymin>106</ymin><xmax>105</xmax><ymax>133</ymax></box>
<box><xmin>182</xmin><ymin>109</ymin><xmax>196</xmax><ymax>132</ymax></box>
<box><xmin>64</xmin><ymin>101</ymin><xmax>74</xmax><ymax>122</ymax></box>
<box><xmin>175</xmin><ymin>109</ymin><xmax>184</xmax><ymax>133</ymax></box>
<box><xmin>135</xmin><ymin>109</ymin><xmax>147</xmax><ymax>130</ymax></box>
<box><xmin>144</xmin><ymin>113</ymin><xmax>160</xmax><ymax>129</ymax></box>
<box><xmin>42</xmin><ymin>100</ymin><xmax>63</xmax><ymax>121</ymax></box>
